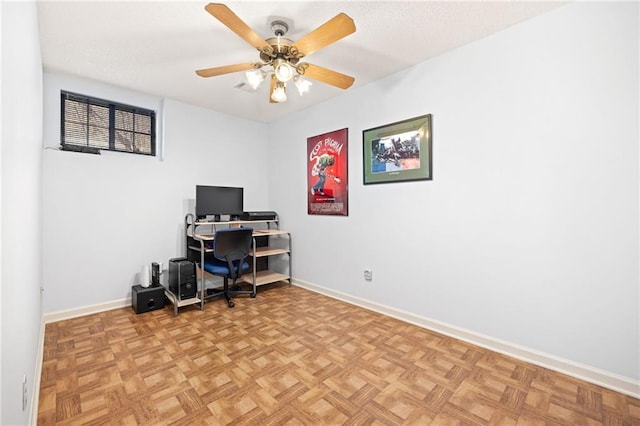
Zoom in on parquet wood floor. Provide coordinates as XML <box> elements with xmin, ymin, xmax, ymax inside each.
<box><xmin>38</xmin><ymin>283</ymin><xmax>639</xmax><ymax>425</ymax></box>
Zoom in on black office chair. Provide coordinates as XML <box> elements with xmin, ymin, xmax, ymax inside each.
<box><xmin>201</xmin><ymin>227</ymin><xmax>254</xmax><ymax>308</ymax></box>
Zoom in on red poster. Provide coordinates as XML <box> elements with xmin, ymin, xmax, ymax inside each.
<box><xmin>307</xmin><ymin>128</ymin><xmax>348</xmax><ymax>216</ymax></box>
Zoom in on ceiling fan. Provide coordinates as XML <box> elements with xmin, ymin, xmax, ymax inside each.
<box><xmin>195</xmin><ymin>3</ymin><xmax>356</xmax><ymax>103</ymax></box>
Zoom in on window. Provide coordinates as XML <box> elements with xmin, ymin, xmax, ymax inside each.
<box><xmin>61</xmin><ymin>91</ymin><xmax>156</xmax><ymax>156</ymax></box>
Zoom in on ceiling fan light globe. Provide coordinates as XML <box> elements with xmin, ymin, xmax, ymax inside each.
<box><xmin>271</xmin><ymin>84</ymin><xmax>287</xmax><ymax>102</ymax></box>
<box><xmin>294</xmin><ymin>76</ymin><xmax>313</xmax><ymax>96</ymax></box>
<box><xmin>274</xmin><ymin>59</ymin><xmax>294</xmax><ymax>82</ymax></box>
<box><xmin>245</xmin><ymin>69</ymin><xmax>265</xmax><ymax>90</ymax></box>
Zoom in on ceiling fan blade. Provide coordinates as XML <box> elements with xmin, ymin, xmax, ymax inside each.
<box><xmin>301</xmin><ymin>63</ymin><xmax>355</xmax><ymax>89</ymax></box>
<box><xmin>205</xmin><ymin>3</ymin><xmax>271</xmax><ymax>52</ymax></box>
<box><xmin>293</xmin><ymin>13</ymin><xmax>355</xmax><ymax>57</ymax></box>
<box><xmin>195</xmin><ymin>62</ymin><xmax>256</xmax><ymax>78</ymax></box>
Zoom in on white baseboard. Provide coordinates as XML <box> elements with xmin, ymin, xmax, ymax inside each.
<box><xmin>43</xmin><ymin>298</ymin><xmax>130</xmax><ymax>324</ymax></box>
<box><xmin>293</xmin><ymin>279</ymin><xmax>640</xmax><ymax>399</ymax></box>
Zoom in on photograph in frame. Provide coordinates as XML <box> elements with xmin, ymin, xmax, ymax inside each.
<box><xmin>362</xmin><ymin>114</ymin><xmax>432</xmax><ymax>184</ymax></box>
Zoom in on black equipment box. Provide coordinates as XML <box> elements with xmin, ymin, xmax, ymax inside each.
<box><xmin>240</xmin><ymin>211</ymin><xmax>277</xmax><ymax>221</ymax></box>
<box><xmin>169</xmin><ymin>258</ymin><xmax>197</xmax><ymax>299</ymax></box>
<box><xmin>131</xmin><ymin>285</ymin><xmax>166</xmax><ymax>314</ymax></box>
<box><xmin>151</xmin><ymin>262</ymin><xmax>161</xmax><ymax>286</ymax></box>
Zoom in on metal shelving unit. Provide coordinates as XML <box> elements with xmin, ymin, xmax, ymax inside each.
<box><xmin>184</xmin><ymin>213</ymin><xmax>291</xmax><ymax>303</ymax></box>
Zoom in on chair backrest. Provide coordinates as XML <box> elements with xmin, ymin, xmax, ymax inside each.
<box><xmin>213</xmin><ymin>227</ymin><xmax>253</xmax><ymax>263</ymax></box>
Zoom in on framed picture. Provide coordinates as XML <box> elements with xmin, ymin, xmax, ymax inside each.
<box><xmin>307</xmin><ymin>128</ymin><xmax>349</xmax><ymax>216</ymax></box>
<box><xmin>362</xmin><ymin>114</ymin><xmax>432</xmax><ymax>185</ymax></box>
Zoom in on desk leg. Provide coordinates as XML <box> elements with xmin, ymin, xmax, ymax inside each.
<box><xmin>252</xmin><ymin>237</ymin><xmax>257</xmax><ymax>297</ymax></box>
<box><xmin>200</xmin><ymin>241</ymin><xmax>206</xmax><ymax>310</ymax></box>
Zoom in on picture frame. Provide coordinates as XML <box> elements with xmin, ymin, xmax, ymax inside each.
<box><xmin>362</xmin><ymin>114</ymin><xmax>432</xmax><ymax>185</ymax></box>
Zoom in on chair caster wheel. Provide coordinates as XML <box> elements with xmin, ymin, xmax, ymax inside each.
<box><xmin>251</xmin><ymin>292</ymin><xmax>256</xmax><ymax>298</ymax></box>
<box><xmin>228</xmin><ymin>300</ymin><xmax>235</xmax><ymax>308</ymax></box>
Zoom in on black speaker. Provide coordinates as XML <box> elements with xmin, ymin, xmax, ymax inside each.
<box><xmin>151</xmin><ymin>262</ymin><xmax>160</xmax><ymax>286</ymax></box>
<box><xmin>131</xmin><ymin>285</ymin><xmax>166</xmax><ymax>314</ymax></box>
<box><xmin>169</xmin><ymin>258</ymin><xmax>197</xmax><ymax>299</ymax></box>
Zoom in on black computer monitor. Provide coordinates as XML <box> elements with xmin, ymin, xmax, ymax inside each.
<box><xmin>195</xmin><ymin>185</ymin><xmax>243</xmax><ymax>220</ymax></box>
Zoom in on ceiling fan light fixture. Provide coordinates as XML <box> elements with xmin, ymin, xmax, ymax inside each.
<box><xmin>294</xmin><ymin>75</ymin><xmax>313</xmax><ymax>96</ymax></box>
<box><xmin>271</xmin><ymin>82</ymin><xmax>287</xmax><ymax>102</ymax></box>
<box><xmin>274</xmin><ymin>58</ymin><xmax>295</xmax><ymax>82</ymax></box>
<box><xmin>245</xmin><ymin>69</ymin><xmax>265</xmax><ymax>90</ymax></box>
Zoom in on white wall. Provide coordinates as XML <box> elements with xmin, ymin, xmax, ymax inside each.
<box><xmin>42</xmin><ymin>74</ymin><xmax>270</xmax><ymax>313</ymax></box>
<box><xmin>1</xmin><ymin>1</ymin><xmax>44</xmax><ymax>424</ymax></box>
<box><xmin>268</xmin><ymin>2</ymin><xmax>639</xmax><ymax>381</ymax></box>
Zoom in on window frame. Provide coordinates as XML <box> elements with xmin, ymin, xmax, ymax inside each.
<box><xmin>60</xmin><ymin>91</ymin><xmax>157</xmax><ymax>156</ymax></box>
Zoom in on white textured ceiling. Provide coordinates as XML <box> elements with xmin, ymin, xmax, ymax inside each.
<box><xmin>37</xmin><ymin>1</ymin><xmax>567</xmax><ymax>123</ymax></box>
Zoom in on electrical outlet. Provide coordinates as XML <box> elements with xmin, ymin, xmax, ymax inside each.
<box><xmin>364</xmin><ymin>269</ymin><xmax>373</xmax><ymax>281</ymax></box>
<box><xmin>22</xmin><ymin>375</ymin><xmax>27</xmax><ymax>411</ymax></box>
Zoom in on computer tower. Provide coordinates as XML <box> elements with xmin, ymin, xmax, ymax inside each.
<box><xmin>169</xmin><ymin>258</ymin><xmax>197</xmax><ymax>299</ymax></box>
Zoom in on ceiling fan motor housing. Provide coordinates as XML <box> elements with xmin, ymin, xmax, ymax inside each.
<box><xmin>260</xmin><ymin>20</ymin><xmax>301</xmax><ymax>66</ymax></box>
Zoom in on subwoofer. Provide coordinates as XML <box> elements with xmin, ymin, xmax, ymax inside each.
<box><xmin>132</xmin><ymin>285</ymin><xmax>166</xmax><ymax>314</ymax></box>
<box><xmin>168</xmin><ymin>258</ymin><xmax>197</xmax><ymax>299</ymax></box>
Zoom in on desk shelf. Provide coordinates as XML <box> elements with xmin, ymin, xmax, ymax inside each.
<box><xmin>242</xmin><ymin>270</ymin><xmax>290</xmax><ymax>286</ymax></box>
<box><xmin>165</xmin><ymin>291</ymin><xmax>201</xmax><ymax>308</ymax></box>
<box><xmin>251</xmin><ymin>246</ymin><xmax>290</xmax><ymax>257</ymax></box>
